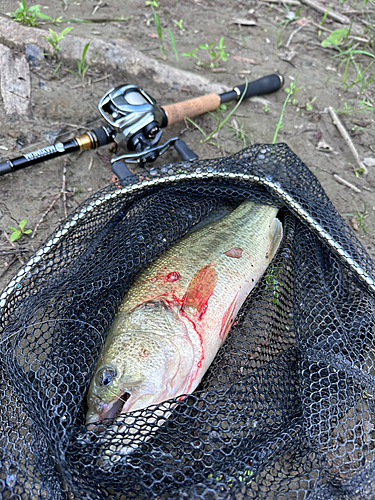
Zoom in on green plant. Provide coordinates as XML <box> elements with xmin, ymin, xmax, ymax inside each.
<box><xmin>276</xmin><ymin>8</ymin><xmax>301</xmax><ymax>48</ymax></box>
<box><xmin>9</xmin><ymin>0</ymin><xmax>52</xmax><ymax>27</ymax></box>
<box><xmin>151</xmin><ymin>7</ymin><xmax>178</xmax><ymax>61</ymax></box>
<box><xmin>263</xmin><ymin>104</ymin><xmax>270</xmax><ymax>113</ymax></box>
<box><xmin>305</xmin><ymin>96</ymin><xmax>317</xmax><ymax>111</ymax></box>
<box><xmin>264</xmin><ymin>265</ymin><xmax>281</xmax><ymax>306</ymax></box>
<box><xmin>67</xmin><ymin>42</ymin><xmax>93</xmax><ymax>81</ymax></box>
<box><xmin>319</xmin><ymin>6</ymin><xmax>331</xmax><ymax>26</ymax></box>
<box><xmin>227</xmin><ymin>118</ymin><xmax>253</xmax><ymax>148</ymax></box>
<box><xmin>335</xmin><ymin>99</ymin><xmax>374</xmax><ymax>114</ymax></box>
<box><xmin>186</xmin><ymin>80</ymin><xmax>249</xmax><ymax>144</ymax></box>
<box><xmin>273</xmin><ymin>79</ymin><xmax>299</xmax><ymax>143</ymax></box>
<box><xmin>321</xmin><ymin>27</ymin><xmax>350</xmax><ymax>48</ymax></box>
<box><xmin>343</xmin><ymin>200</ymin><xmax>374</xmax><ymax>234</ymax></box>
<box><xmin>8</xmin><ymin>219</ymin><xmax>32</xmax><ymax>242</ymax></box>
<box><xmin>321</xmin><ymin>24</ymin><xmax>375</xmax><ymax>92</ymax></box>
<box><xmin>43</xmin><ymin>27</ymin><xmax>73</xmax><ymax>54</ymax></box>
<box><xmin>352</xmin><ymin>165</ymin><xmax>365</xmax><ymax>177</ymax></box>
<box><xmin>182</xmin><ymin>37</ymin><xmax>229</xmax><ymax>68</ymax></box>
<box><xmin>173</xmin><ymin>19</ymin><xmax>184</xmax><ymax>31</ymax></box>
<box><xmin>145</xmin><ymin>0</ymin><xmax>159</xmax><ymax>6</ymax></box>
<box><xmin>284</xmin><ymin>80</ymin><xmax>301</xmax><ymax>105</ymax></box>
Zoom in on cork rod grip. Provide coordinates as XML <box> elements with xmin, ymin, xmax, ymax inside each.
<box><xmin>162</xmin><ymin>93</ymin><xmax>221</xmax><ymax>126</ymax></box>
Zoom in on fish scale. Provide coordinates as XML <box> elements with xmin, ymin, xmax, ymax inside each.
<box><xmin>86</xmin><ymin>200</ymin><xmax>283</xmax><ymax>424</ymax></box>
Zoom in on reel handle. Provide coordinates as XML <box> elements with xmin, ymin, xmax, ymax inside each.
<box><xmin>173</xmin><ymin>139</ymin><xmax>198</xmax><ymax>161</ymax></box>
<box><xmin>161</xmin><ymin>74</ymin><xmax>284</xmax><ymax>126</ymax></box>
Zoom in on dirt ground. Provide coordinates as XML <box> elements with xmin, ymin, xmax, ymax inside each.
<box><xmin>0</xmin><ymin>0</ymin><xmax>374</xmax><ymax>293</ymax></box>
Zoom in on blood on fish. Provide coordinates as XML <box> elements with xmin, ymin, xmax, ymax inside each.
<box><xmin>179</xmin><ymin>308</ymin><xmax>204</xmax><ymax>392</ymax></box>
<box><xmin>219</xmin><ymin>293</ymin><xmax>238</xmax><ymax>339</ymax></box>
<box><xmin>165</xmin><ymin>271</ymin><xmax>181</xmax><ymax>282</ymax></box>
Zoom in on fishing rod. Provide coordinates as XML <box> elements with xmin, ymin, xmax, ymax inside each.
<box><xmin>0</xmin><ymin>74</ymin><xmax>283</xmax><ymax>182</ymax></box>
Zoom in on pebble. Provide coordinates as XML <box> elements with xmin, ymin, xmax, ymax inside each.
<box><xmin>363</xmin><ymin>158</ymin><xmax>375</xmax><ymax>167</ymax></box>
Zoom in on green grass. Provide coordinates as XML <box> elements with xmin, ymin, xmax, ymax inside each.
<box><xmin>9</xmin><ymin>0</ymin><xmax>52</xmax><ymax>27</ymax></box>
<box><xmin>321</xmin><ymin>24</ymin><xmax>375</xmax><ymax>92</ymax></box>
<box><xmin>186</xmin><ymin>80</ymin><xmax>249</xmax><ymax>145</ymax></box>
<box><xmin>272</xmin><ymin>79</ymin><xmax>299</xmax><ymax>143</ymax></box>
<box><xmin>343</xmin><ymin>200</ymin><xmax>374</xmax><ymax>234</ymax></box>
<box><xmin>182</xmin><ymin>37</ymin><xmax>229</xmax><ymax>68</ymax></box>
<box><xmin>43</xmin><ymin>27</ymin><xmax>73</xmax><ymax>54</ymax></box>
<box><xmin>151</xmin><ymin>6</ymin><xmax>178</xmax><ymax>61</ymax></box>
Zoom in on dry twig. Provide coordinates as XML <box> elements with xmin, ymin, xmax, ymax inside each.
<box><xmin>32</xmin><ymin>165</ymin><xmax>69</xmax><ymax>238</ymax></box>
<box><xmin>333</xmin><ymin>174</ymin><xmax>361</xmax><ymax>193</ymax></box>
<box><xmin>328</xmin><ymin>107</ymin><xmax>368</xmax><ymax>175</ymax></box>
<box><xmin>286</xmin><ymin>21</ymin><xmax>310</xmax><ymax>48</ymax></box>
<box><xmin>300</xmin><ymin>0</ymin><xmax>350</xmax><ymax>24</ymax></box>
<box><xmin>3</xmin><ymin>232</ymin><xmax>25</xmax><ymax>265</ymax></box>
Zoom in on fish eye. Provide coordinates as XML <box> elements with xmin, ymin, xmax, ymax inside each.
<box><xmin>98</xmin><ymin>368</ymin><xmax>116</xmax><ymax>387</ymax></box>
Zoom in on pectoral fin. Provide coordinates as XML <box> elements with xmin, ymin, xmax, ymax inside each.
<box><xmin>181</xmin><ymin>263</ymin><xmax>218</xmax><ymax>319</ymax></box>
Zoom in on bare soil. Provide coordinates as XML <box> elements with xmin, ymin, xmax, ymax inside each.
<box><xmin>0</xmin><ymin>0</ymin><xmax>374</xmax><ymax>292</ymax></box>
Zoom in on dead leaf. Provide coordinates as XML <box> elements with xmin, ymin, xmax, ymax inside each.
<box><xmin>233</xmin><ymin>55</ymin><xmax>259</xmax><ymax>64</ymax></box>
<box><xmin>352</xmin><ymin>119</ymin><xmax>371</xmax><ymax>127</ymax></box>
<box><xmin>316</xmin><ymin>140</ymin><xmax>333</xmax><ymax>152</ymax></box>
<box><xmin>96</xmin><ymin>152</ymin><xmax>112</xmax><ymax>163</ymax></box>
<box><xmin>278</xmin><ymin>49</ymin><xmax>297</xmax><ymax>62</ymax></box>
<box><xmin>351</xmin><ymin>218</ymin><xmax>358</xmax><ymax>231</ymax></box>
<box><xmin>296</xmin><ymin>17</ymin><xmax>309</xmax><ymax>26</ymax></box>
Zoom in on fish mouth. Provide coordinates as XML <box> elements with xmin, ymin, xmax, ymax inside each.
<box><xmin>87</xmin><ymin>391</ymin><xmax>131</xmax><ymax>426</ymax></box>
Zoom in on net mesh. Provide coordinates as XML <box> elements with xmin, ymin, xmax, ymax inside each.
<box><xmin>1</xmin><ymin>143</ymin><xmax>375</xmax><ymax>500</ymax></box>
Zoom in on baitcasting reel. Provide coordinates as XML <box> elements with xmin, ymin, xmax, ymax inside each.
<box><xmin>98</xmin><ymin>84</ymin><xmax>198</xmax><ymax>181</ymax></box>
<box><xmin>0</xmin><ymin>74</ymin><xmax>284</xmax><ymax>183</ymax></box>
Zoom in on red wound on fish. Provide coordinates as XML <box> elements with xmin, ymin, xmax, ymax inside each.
<box><xmin>219</xmin><ymin>293</ymin><xmax>238</xmax><ymax>339</ymax></box>
<box><xmin>223</xmin><ymin>247</ymin><xmax>243</xmax><ymax>258</ymax></box>
<box><xmin>181</xmin><ymin>263</ymin><xmax>218</xmax><ymax>319</ymax></box>
<box><xmin>165</xmin><ymin>271</ymin><xmax>181</xmax><ymax>282</ymax></box>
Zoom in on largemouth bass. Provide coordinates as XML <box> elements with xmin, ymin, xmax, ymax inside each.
<box><xmin>86</xmin><ymin>201</ymin><xmax>283</xmax><ymax>425</ymax></box>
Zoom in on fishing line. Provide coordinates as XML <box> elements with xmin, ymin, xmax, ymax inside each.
<box><xmin>0</xmin><ymin>318</ymin><xmax>103</xmax><ymax>345</ymax></box>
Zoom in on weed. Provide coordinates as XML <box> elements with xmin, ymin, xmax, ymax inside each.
<box><xmin>227</xmin><ymin>118</ymin><xmax>253</xmax><ymax>148</ymax></box>
<box><xmin>352</xmin><ymin>164</ymin><xmax>365</xmax><ymax>177</ymax></box>
<box><xmin>9</xmin><ymin>0</ymin><xmax>52</xmax><ymax>27</ymax></box>
<box><xmin>182</xmin><ymin>37</ymin><xmax>229</xmax><ymax>68</ymax></box>
<box><xmin>264</xmin><ymin>265</ymin><xmax>281</xmax><ymax>307</ymax></box>
<box><xmin>321</xmin><ymin>28</ymin><xmax>350</xmax><ymax>48</ymax></box>
<box><xmin>187</xmin><ymin>80</ymin><xmax>249</xmax><ymax>144</ymax></box>
<box><xmin>319</xmin><ymin>6</ymin><xmax>331</xmax><ymax>26</ymax></box>
<box><xmin>305</xmin><ymin>96</ymin><xmax>317</xmax><ymax>111</ymax></box>
<box><xmin>284</xmin><ymin>80</ymin><xmax>301</xmax><ymax>105</ymax></box>
<box><xmin>8</xmin><ymin>219</ymin><xmax>32</xmax><ymax>242</ymax></box>
<box><xmin>151</xmin><ymin>7</ymin><xmax>178</xmax><ymax>61</ymax></box>
<box><xmin>173</xmin><ymin>19</ymin><xmax>184</xmax><ymax>31</ymax></box>
<box><xmin>276</xmin><ymin>8</ymin><xmax>301</xmax><ymax>48</ymax></box>
<box><xmin>43</xmin><ymin>27</ymin><xmax>73</xmax><ymax>54</ymax></box>
<box><xmin>273</xmin><ymin>79</ymin><xmax>299</xmax><ymax>143</ymax></box>
<box><xmin>343</xmin><ymin>200</ymin><xmax>374</xmax><ymax>234</ymax></box>
<box><xmin>145</xmin><ymin>0</ymin><xmax>159</xmax><ymax>6</ymax></box>
<box><xmin>77</xmin><ymin>42</ymin><xmax>91</xmax><ymax>79</ymax></box>
<box><xmin>263</xmin><ymin>104</ymin><xmax>270</xmax><ymax>113</ymax></box>
<box><xmin>321</xmin><ymin>24</ymin><xmax>375</xmax><ymax>92</ymax></box>
<box><xmin>335</xmin><ymin>99</ymin><xmax>374</xmax><ymax>114</ymax></box>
